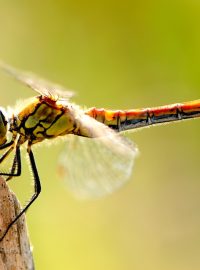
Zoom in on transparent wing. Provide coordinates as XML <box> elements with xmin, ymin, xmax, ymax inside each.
<box><xmin>0</xmin><ymin>61</ymin><xmax>75</xmax><ymax>99</ymax></box>
<box><xmin>58</xmin><ymin>113</ymin><xmax>138</xmax><ymax>199</ymax></box>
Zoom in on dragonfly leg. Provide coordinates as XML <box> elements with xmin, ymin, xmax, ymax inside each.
<box><xmin>0</xmin><ymin>137</ymin><xmax>22</xmax><ymax>180</ymax></box>
<box><xmin>0</xmin><ymin>141</ymin><xmax>41</xmax><ymax>241</ymax></box>
<box><xmin>0</xmin><ymin>140</ymin><xmax>15</xmax><ymax>150</ymax></box>
<box><xmin>0</xmin><ymin>141</ymin><xmax>15</xmax><ymax>164</ymax></box>
<box><xmin>5</xmin><ymin>145</ymin><xmax>21</xmax><ymax>181</ymax></box>
<box><xmin>0</xmin><ymin>131</ymin><xmax>18</xmax><ymax>153</ymax></box>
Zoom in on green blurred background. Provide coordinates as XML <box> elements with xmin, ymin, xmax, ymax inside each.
<box><xmin>0</xmin><ymin>1</ymin><xmax>200</xmax><ymax>269</ymax></box>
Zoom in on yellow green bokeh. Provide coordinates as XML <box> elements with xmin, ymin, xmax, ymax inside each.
<box><xmin>0</xmin><ymin>1</ymin><xmax>200</xmax><ymax>269</ymax></box>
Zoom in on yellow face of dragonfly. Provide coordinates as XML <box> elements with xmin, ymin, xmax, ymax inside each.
<box><xmin>0</xmin><ymin>109</ymin><xmax>7</xmax><ymax>145</ymax></box>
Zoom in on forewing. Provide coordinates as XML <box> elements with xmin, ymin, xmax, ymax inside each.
<box><xmin>58</xmin><ymin>114</ymin><xmax>138</xmax><ymax>199</ymax></box>
<box><xmin>0</xmin><ymin>61</ymin><xmax>75</xmax><ymax>99</ymax></box>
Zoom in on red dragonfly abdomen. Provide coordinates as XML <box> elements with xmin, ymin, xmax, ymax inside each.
<box><xmin>86</xmin><ymin>99</ymin><xmax>200</xmax><ymax>131</ymax></box>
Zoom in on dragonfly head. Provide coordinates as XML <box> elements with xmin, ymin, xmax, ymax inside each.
<box><xmin>0</xmin><ymin>108</ymin><xmax>8</xmax><ymax>146</ymax></box>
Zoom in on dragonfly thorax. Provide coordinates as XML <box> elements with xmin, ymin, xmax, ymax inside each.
<box><xmin>12</xmin><ymin>96</ymin><xmax>77</xmax><ymax>144</ymax></box>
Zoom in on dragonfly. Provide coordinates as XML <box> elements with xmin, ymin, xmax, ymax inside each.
<box><xmin>0</xmin><ymin>62</ymin><xmax>200</xmax><ymax>241</ymax></box>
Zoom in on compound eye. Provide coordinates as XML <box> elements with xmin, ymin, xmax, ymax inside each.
<box><xmin>0</xmin><ymin>110</ymin><xmax>7</xmax><ymax>145</ymax></box>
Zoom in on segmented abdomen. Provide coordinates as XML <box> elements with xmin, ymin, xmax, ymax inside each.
<box><xmin>86</xmin><ymin>100</ymin><xmax>200</xmax><ymax>131</ymax></box>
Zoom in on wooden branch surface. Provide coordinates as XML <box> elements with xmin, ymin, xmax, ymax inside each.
<box><xmin>0</xmin><ymin>176</ymin><xmax>34</xmax><ymax>270</ymax></box>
